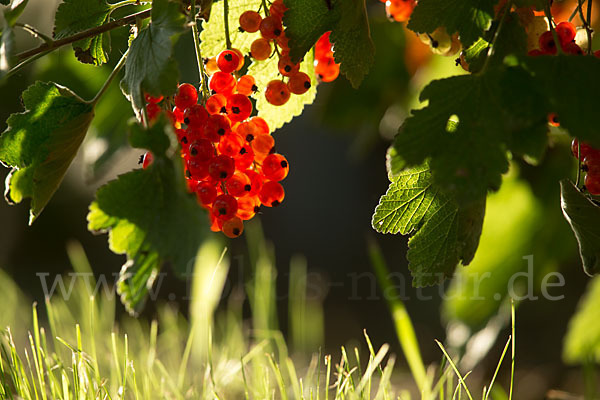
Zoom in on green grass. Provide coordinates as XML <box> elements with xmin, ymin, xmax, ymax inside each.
<box><xmin>0</xmin><ymin>222</ymin><xmax>517</xmax><ymax>399</ymax></box>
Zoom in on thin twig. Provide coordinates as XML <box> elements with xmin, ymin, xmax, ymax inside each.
<box><xmin>224</xmin><ymin>0</ymin><xmax>232</xmax><ymax>49</ymax></box>
<box><xmin>16</xmin><ymin>9</ymin><xmax>151</xmax><ymax>61</ymax></box>
<box><xmin>89</xmin><ymin>48</ymin><xmax>129</xmax><ymax>105</ymax></box>
<box><xmin>577</xmin><ymin>0</ymin><xmax>593</xmax><ymax>55</ymax></box>
<box><xmin>190</xmin><ymin>0</ymin><xmax>210</xmax><ymax>101</ymax></box>
<box><xmin>480</xmin><ymin>0</ymin><xmax>513</xmax><ymax>74</ymax></box>
<box><xmin>14</xmin><ymin>23</ymin><xmax>53</xmax><ymax>44</ymax></box>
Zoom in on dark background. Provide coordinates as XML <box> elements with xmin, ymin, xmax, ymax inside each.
<box><xmin>1</xmin><ymin>0</ymin><xmax>597</xmax><ymax>397</ymax></box>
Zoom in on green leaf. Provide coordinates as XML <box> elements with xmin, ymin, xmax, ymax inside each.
<box><xmin>0</xmin><ymin>81</ymin><xmax>94</xmax><ymax>223</ymax></box>
<box><xmin>560</xmin><ymin>179</ymin><xmax>600</xmax><ymax>277</ymax></box>
<box><xmin>88</xmin><ymin>119</ymin><xmax>208</xmax><ymax>314</ymax></box>
<box><xmin>407</xmin><ymin>0</ymin><xmax>496</xmax><ymax>49</ymax></box>
<box><xmin>522</xmin><ymin>55</ymin><xmax>600</xmax><ymax>148</ymax></box>
<box><xmin>0</xmin><ymin>25</ymin><xmax>15</xmax><ymax>77</ymax></box>
<box><xmin>407</xmin><ymin>194</ymin><xmax>485</xmax><ymax>286</ymax></box>
<box><xmin>372</xmin><ymin>164</ymin><xmax>442</xmax><ymax>235</ymax></box>
<box><xmin>120</xmin><ymin>0</ymin><xmax>186</xmax><ymax>117</ymax></box>
<box><xmin>4</xmin><ymin>0</ymin><xmax>30</xmax><ymax>27</ymax></box>
<box><xmin>53</xmin><ymin>0</ymin><xmax>113</xmax><ymax>65</ymax></box>
<box><xmin>563</xmin><ymin>275</ymin><xmax>600</xmax><ymax>364</ymax></box>
<box><xmin>393</xmin><ymin>67</ymin><xmax>548</xmax><ymax>203</ymax></box>
<box><xmin>247</xmin><ymin>50</ymin><xmax>317</xmax><ymax>132</ymax></box>
<box><xmin>200</xmin><ymin>0</ymin><xmax>318</xmax><ymax>131</ymax></box>
<box><xmin>372</xmin><ymin>162</ymin><xmax>485</xmax><ymax>287</ymax></box>
<box><xmin>200</xmin><ymin>0</ymin><xmax>261</xmax><ymax>58</ymax></box>
<box><xmin>0</xmin><ymin>0</ymin><xmax>28</xmax><ymax>76</ymax></box>
<box><xmin>282</xmin><ymin>0</ymin><xmax>337</xmax><ymax>61</ymax></box>
<box><xmin>443</xmin><ymin>172</ymin><xmax>545</xmax><ymax>328</ymax></box>
<box><xmin>283</xmin><ymin>0</ymin><xmax>374</xmax><ymax>88</ymax></box>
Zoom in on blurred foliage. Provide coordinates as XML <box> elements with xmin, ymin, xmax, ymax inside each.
<box><xmin>564</xmin><ymin>274</ymin><xmax>600</xmax><ymax>364</ymax></box>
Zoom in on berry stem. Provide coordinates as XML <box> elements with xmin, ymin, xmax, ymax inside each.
<box><xmin>108</xmin><ymin>0</ymin><xmax>145</xmax><ymax>10</ymax></box>
<box><xmin>261</xmin><ymin>0</ymin><xmax>271</xmax><ymax>17</ymax></box>
<box><xmin>577</xmin><ymin>0</ymin><xmax>593</xmax><ymax>55</ymax></box>
<box><xmin>223</xmin><ymin>0</ymin><xmax>232</xmax><ymax>49</ymax></box>
<box><xmin>14</xmin><ymin>23</ymin><xmax>53</xmax><ymax>44</ymax></box>
<box><xmin>190</xmin><ymin>0</ymin><xmax>210</xmax><ymax>101</ymax></box>
<box><xmin>576</xmin><ymin>141</ymin><xmax>582</xmax><ymax>187</ymax></box>
<box><xmin>89</xmin><ymin>47</ymin><xmax>130</xmax><ymax>105</ymax></box>
<box><xmin>544</xmin><ymin>2</ymin><xmax>565</xmax><ymax>55</ymax></box>
<box><xmin>15</xmin><ymin>9</ymin><xmax>151</xmax><ymax>61</ymax></box>
<box><xmin>480</xmin><ymin>0</ymin><xmax>512</xmax><ymax>74</ymax></box>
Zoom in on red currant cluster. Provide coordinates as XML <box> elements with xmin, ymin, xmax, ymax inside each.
<box><xmin>380</xmin><ymin>0</ymin><xmax>417</xmax><ymax>22</ymax></box>
<box><xmin>237</xmin><ymin>0</ymin><xmax>312</xmax><ymax>106</ymax></box>
<box><xmin>528</xmin><ymin>21</ymin><xmax>583</xmax><ymax>55</ymax></box>
<box><xmin>314</xmin><ymin>32</ymin><xmax>340</xmax><ymax>82</ymax></box>
<box><xmin>140</xmin><ymin>72</ymin><xmax>289</xmax><ymax>238</ymax></box>
<box><xmin>572</xmin><ymin>140</ymin><xmax>600</xmax><ymax>196</ymax></box>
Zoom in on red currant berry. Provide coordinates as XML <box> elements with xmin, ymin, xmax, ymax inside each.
<box><xmin>205</xmin><ymin>57</ymin><xmax>219</xmax><ymax>75</ymax></box>
<box><xmin>188</xmin><ymin>139</ymin><xmax>214</xmax><ymax>162</ymax></box>
<box><xmin>146</xmin><ymin>102</ymin><xmax>161</xmax><ymax>122</ymax></box>
<box><xmin>585</xmin><ymin>173</ymin><xmax>600</xmax><ymax>196</ymax></box>
<box><xmin>225</xmin><ymin>171</ymin><xmax>252</xmax><ymax>197</ymax></box>
<box><xmin>141</xmin><ymin>151</ymin><xmax>154</xmax><ymax>169</ymax></box>
<box><xmin>287</xmin><ymin>72</ymin><xmax>311</xmax><ymax>95</ymax></box>
<box><xmin>212</xmin><ymin>194</ymin><xmax>238</xmax><ymax>220</ymax></box>
<box><xmin>562</xmin><ymin>42</ymin><xmax>583</xmax><ymax>55</ymax></box>
<box><xmin>269</xmin><ymin>0</ymin><xmax>288</xmax><ymax>19</ymax></box>
<box><xmin>251</xmin><ymin>134</ymin><xmax>275</xmax><ymax>155</ymax></box>
<box><xmin>259</xmin><ymin>181</ymin><xmax>285</xmax><ymax>207</ymax></box>
<box><xmin>250</xmin><ymin>38</ymin><xmax>272</xmax><ymax>61</ymax></box>
<box><xmin>265</xmin><ymin>80</ymin><xmax>291</xmax><ymax>106</ymax></box>
<box><xmin>218</xmin><ymin>133</ymin><xmax>244</xmax><ymax>157</ymax></box>
<box><xmin>208</xmin><ymin>155</ymin><xmax>236</xmax><ymax>181</ymax></box>
<box><xmin>209</xmin><ymin>212</ymin><xmax>221</xmax><ymax>232</ymax></box>
<box><xmin>183</xmin><ymin>104</ymin><xmax>209</xmax><ymax>127</ymax></box>
<box><xmin>206</xmin><ymin>93</ymin><xmax>228</xmax><ymax>115</ymax></box>
<box><xmin>186</xmin><ymin>159</ymin><xmax>210</xmax><ymax>180</ymax></box>
<box><xmin>584</xmin><ymin>154</ymin><xmax>600</xmax><ymax>175</ymax></box>
<box><xmin>217</xmin><ymin>50</ymin><xmax>241</xmax><ymax>73</ymax></box>
<box><xmin>261</xmin><ymin>153</ymin><xmax>289</xmax><ymax>181</ymax></box>
<box><xmin>175</xmin><ymin>83</ymin><xmax>198</xmax><ymax>110</ymax></box>
<box><xmin>239</xmin><ymin>10</ymin><xmax>262</xmax><ymax>33</ymax></box>
<box><xmin>235</xmin><ymin>145</ymin><xmax>255</xmax><ymax>170</ymax></box>
<box><xmin>145</xmin><ymin>93</ymin><xmax>163</xmax><ymax>104</ymax></box>
<box><xmin>172</xmin><ymin>106</ymin><xmax>184</xmax><ymax>124</ymax></box>
<box><xmin>196</xmin><ymin>181</ymin><xmax>218</xmax><ymax>205</ymax></box>
<box><xmin>547</xmin><ymin>113</ymin><xmax>560</xmax><ymax>127</ymax></box>
<box><xmin>221</xmin><ymin>217</ymin><xmax>244</xmax><ymax>238</ymax></box>
<box><xmin>315</xmin><ymin>56</ymin><xmax>339</xmax><ymax>82</ymax></box>
<box><xmin>244</xmin><ymin>169</ymin><xmax>263</xmax><ymax>196</ymax></box>
<box><xmin>204</xmin><ymin>114</ymin><xmax>231</xmax><ymax>142</ymax></box>
<box><xmin>259</xmin><ymin>16</ymin><xmax>283</xmax><ymax>39</ymax></box>
<box><xmin>226</xmin><ymin>93</ymin><xmax>253</xmax><ymax>122</ymax></box>
<box><xmin>231</xmin><ymin>48</ymin><xmax>245</xmax><ymax>71</ymax></box>
<box><xmin>538</xmin><ymin>31</ymin><xmax>557</xmax><ymax>54</ymax></box>
<box><xmin>237</xmin><ymin>75</ymin><xmax>257</xmax><ymax>96</ymax></box>
<box><xmin>386</xmin><ymin>0</ymin><xmax>416</xmax><ymax>22</ymax></box>
<box><xmin>571</xmin><ymin>139</ymin><xmax>600</xmax><ymax>160</ymax></box>
<box><xmin>209</xmin><ymin>71</ymin><xmax>236</xmax><ymax>94</ymax></box>
<box><xmin>556</xmin><ymin>21</ymin><xmax>576</xmax><ymax>45</ymax></box>
<box><xmin>236</xmin><ymin>196</ymin><xmax>260</xmax><ymax>220</ymax></box>
<box><xmin>276</xmin><ymin>32</ymin><xmax>290</xmax><ymax>50</ymax></box>
<box><xmin>527</xmin><ymin>49</ymin><xmax>545</xmax><ymax>56</ymax></box>
<box><xmin>277</xmin><ymin>53</ymin><xmax>300</xmax><ymax>76</ymax></box>
<box><xmin>315</xmin><ymin>32</ymin><xmax>332</xmax><ymax>59</ymax></box>
<box><xmin>249</xmin><ymin>117</ymin><xmax>270</xmax><ymax>135</ymax></box>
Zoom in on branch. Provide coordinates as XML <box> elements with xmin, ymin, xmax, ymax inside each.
<box><xmin>15</xmin><ymin>9</ymin><xmax>152</xmax><ymax>61</ymax></box>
